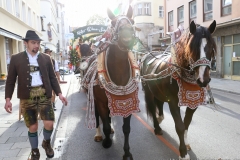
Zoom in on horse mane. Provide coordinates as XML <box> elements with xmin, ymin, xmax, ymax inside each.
<box><xmin>175</xmin><ymin>24</ymin><xmax>217</xmax><ymax>72</ymax></box>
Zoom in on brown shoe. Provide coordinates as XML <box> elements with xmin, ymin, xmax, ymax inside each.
<box><xmin>42</xmin><ymin>139</ymin><xmax>54</xmax><ymax>158</ymax></box>
<box><xmin>30</xmin><ymin>148</ymin><xmax>40</xmax><ymax>160</ymax></box>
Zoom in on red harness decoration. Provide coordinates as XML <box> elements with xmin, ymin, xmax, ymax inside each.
<box><xmin>172</xmin><ymin>73</ymin><xmax>207</xmax><ymax>109</ymax></box>
<box><xmin>105</xmin><ymin>88</ymin><xmax>140</xmax><ymax>117</ymax></box>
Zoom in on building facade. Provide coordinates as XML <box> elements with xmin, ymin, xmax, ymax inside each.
<box><xmin>0</xmin><ymin>0</ymin><xmax>42</xmax><ymax>76</ymax></box>
<box><xmin>161</xmin><ymin>0</ymin><xmax>240</xmax><ymax>80</ymax></box>
<box><xmin>132</xmin><ymin>0</ymin><xmax>164</xmax><ymax>56</ymax></box>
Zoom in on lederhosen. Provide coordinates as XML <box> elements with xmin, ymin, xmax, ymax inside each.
<box><xmin>20</xmin><ymin>52</ymin><xmax>55</xmax><ymax>128</ymax></box>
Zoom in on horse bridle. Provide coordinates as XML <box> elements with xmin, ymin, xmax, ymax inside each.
<box><xmin>110</xmin><ymin>16</ymin><xmax>136</xmax><ymax>51</ymax></box>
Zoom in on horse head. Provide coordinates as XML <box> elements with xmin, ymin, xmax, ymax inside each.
<box><xmin>107</xmin><ymin>6</ymin><xmax>135</xmax><ymax>51</ymax></box>
<box><xmin>80</xmin><ymin>42</ymin><xmax>92</xmax><ymax>58</ymax></box>
<box><xmin>177</xmin><ymin>20</ymin><xmax>216</xmax><ymax>87</ymax></box>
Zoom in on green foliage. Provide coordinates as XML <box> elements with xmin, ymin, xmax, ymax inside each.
<box><xmin>86</xmin><ymin>14</ymin><xmax>106</xmax><ymax>25</ymax></box>
<box><xmin>69</xmin><ymin>39</ymin><xmax>80</xmax><ymax>66</ymax></box>
<box><xmin>1</xmin><ymin>73</ymin><xmax>5</xmax><ymax>76</ymax></box>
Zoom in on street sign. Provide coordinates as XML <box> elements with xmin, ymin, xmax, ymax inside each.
<box><xmin>65</xmin><ymin>33</ymin><xmax>74</xmax><ymax>39</ymax></box>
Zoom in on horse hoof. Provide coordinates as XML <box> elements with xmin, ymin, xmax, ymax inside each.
<box><xmin>179</xmin><ymin>153</ymin><xmax>190</xmax><ymax>160</ymax></box>
<box><xmin>102</xmin><ymin>138</ymin><xmax>112</xmax><ymax>148</ymax></box>
<box><xmin>111</xmin><ymin>128</ymin><xmax>114</xmax><ymax>134</ymax></box>
<box><xmin>154</xmin><ymin>129</ymin><xmax>163</xmax><ymax>135</ymax></box>
<box><xmin>123</xmin><ymin>154</ymin><xmax>133</xmax><ymax>160</ymax></box>
<box><xmin>94</xmin><ymin>136</ymin><xmax>103</xmax><ymax>142</ymax></box>
<box><xmin>186</xmin><ymin>144</ymin><xmax>191</xmax><ymax>151</ymax></box>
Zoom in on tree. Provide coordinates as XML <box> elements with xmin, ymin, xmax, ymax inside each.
<box><xmin>86</xmin><ymin>14</ymin><xmax>107</xmax><ymax>25</ymax></box>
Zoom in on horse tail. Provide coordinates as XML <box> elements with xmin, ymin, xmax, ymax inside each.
<box><xmin>142</xmin><ymin>83</ymin><xmax>156</xmax><ymax>121</ymax></box>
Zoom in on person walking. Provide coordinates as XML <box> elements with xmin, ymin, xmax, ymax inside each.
<box><xmin>4</xmin><ymin>30</ymin><xmax>68</xmax><ymax>160</ymax></box>
<box><xmin>44</xmin><ymin>48</ymin><xmax>61</xmax><ymax>111</ymax></box>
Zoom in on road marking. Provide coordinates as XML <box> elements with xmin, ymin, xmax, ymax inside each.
<box><xmin>133</xmin><ymin>113</ymin><xmax>180</xmax><ymax>156</ymax></box>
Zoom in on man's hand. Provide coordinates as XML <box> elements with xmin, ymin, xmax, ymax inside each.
<box><xmin>4</xmin><ymin>98</ymin><xmax>12</xmax><ymax>113</ymax></box>
<box><xmin>58</xmin><ymin>93</ymin><xmax>68</xmax><ymax>106</ymax></box>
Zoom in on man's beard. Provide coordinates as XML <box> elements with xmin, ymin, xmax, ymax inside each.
<box><xmin>32</xmin><ymin>49</ymin><xmax>38</xmax><ymax>53</ymax></box>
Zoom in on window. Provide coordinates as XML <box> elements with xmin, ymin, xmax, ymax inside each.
<box><xmin>144</xmin><ymin>3</ymin><xmax>151</xmax><ymax>15</ymax></box>
<box><xmin>203</xmin><ymin>0</ymin><xmax>212</xmax><ymax>21</ymax></box>
<box><xmin>189</xmin><ymin>0</ymin><xmax>197</xmax><ymax>23</ymax></box>
<box><xmin>137</xmin><ymin>3</ymin><xmax>142</xmax><ymax>15</ymax></box>
<box><xmin>6</xmin><ymin>0</ymin><xmax>12</xmax><ymax>13</ymax></box>
<box><xmin>15</xmin><ymin>0</ymin><xmax>20</xmax><ymax>18</ymax></box>
<box><xmin>159</xmin><ymin>6</ymin><xmax>164</xmax><ymax>18</ymax></box>
<box><xmin>222</xmin><ymin>0</ymin><xmax>232</xmax><ymax>16</ymax></box>
<box><xmin>22</xmin><ymin>2</ymin><xmax>26</xmax><ymax>22</ymax></box>
<box><xmin>33</xmin><ymin>12</ymin><xmax>36</xmax><ymax>28</ymax></box>
<box><xmin>37</xmin><ymin>16</ymin><xmax>40</xmax><ymax>31</ymax></box>
<box><xmin>178</xmin><ymin>6</ymin><xmax>184</xmax><ymax>26</ymax></box>
<box><xmin>41</xmin><ymin>17</ymin><xmax>45</xmax><ymax>31</ymax></box>
<box><xmin>57</xmin><ymin>24</ymin><xmax>59</xmax><ymax>33</ymax></box>
<box><xmin>168</xmin><ymin>11</ymin><xmax>173</xmax><ymax>32</ymax></box>
<box><xmin>28</xmin><ymin>8</ymin><xmax>31</xmax><ymax>26</ymax></box>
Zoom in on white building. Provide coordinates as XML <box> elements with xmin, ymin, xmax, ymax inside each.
<box><xmin>40</xmin><ymin>0</ymin><xmax>69</xmax><ymax>64</ymax></box>
<box><xmin>0</xmin><ymin>0</ymin><xmax>42</xmax><ymax>75</ymax></box>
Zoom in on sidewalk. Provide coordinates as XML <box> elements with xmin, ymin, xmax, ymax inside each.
<box><xmin>210</xmin><ymin>78</ymin><xmax>240</xmax><ymax>95</ymax></box>
<box><xmin>0</xmin><ymin>74</ymin><xmax>73</xmax><ymax>160</ymax></box>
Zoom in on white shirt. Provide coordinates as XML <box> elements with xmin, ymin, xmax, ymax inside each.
<box><xmin>54</xmin><ymin>60</ymin><xmax>59</xmax><ymax>72</ymax></box>
<box><xmin>26</xmin><ymin>50</ymin><xmax>43</xmax><ymax>87</ymax></box>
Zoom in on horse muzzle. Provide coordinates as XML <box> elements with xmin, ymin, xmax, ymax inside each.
<box><xmin>196</xmin><ymin>78</ymin><xmax>211</xmax><ymax>87</ymax></box>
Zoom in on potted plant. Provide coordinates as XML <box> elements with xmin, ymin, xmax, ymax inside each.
<box><xmin>1</xmin><ymin>73</ymin><xmax>6</xmax><ymax>79</ymax></box>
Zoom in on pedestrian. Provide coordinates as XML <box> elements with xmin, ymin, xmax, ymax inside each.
<box><xmin>44</xmin><ymin>48</ymin><xmax>61</xmax><ymax>111</ymax></box>
<box><xmin>4</xmin><ymin>30</ymin><xmax>68</xmax><ymax>160</ymax></box>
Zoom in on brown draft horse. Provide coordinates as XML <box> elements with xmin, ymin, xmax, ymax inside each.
<box><xmin>78</xmin><ymin>43</ymin><xmax>113</xmax><ymax>142</ymax></box>
<box><xmin>140</xmin><ymin>20</ymin><xmax>216</xmax><ymax>159</ymax></box>
<box><xmin>83</xmin><ymin>7</ymin><xmax>136</xmax><ymax>160</ymax></box>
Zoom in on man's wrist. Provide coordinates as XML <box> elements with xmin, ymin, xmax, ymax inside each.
<box><xmin>5</xmin><ymin>98</ymin><xmax>11</xmax><ymax>102</ymax></box>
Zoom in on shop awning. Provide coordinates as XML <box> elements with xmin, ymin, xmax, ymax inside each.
<box><xmin>0</xmin><ymin>28</ymin><xmax>22</xmax><ymax>41</ymax></box>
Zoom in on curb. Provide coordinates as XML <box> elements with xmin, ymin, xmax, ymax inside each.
<box><xmin>51</xmin><ymin>74</ymin><xmax>73</xmax><ymax>146</ymax></box>
<box><xmin>0</xmin><ymin>85</ymin><xmax>5</xmax><ymax>90</ymax></box>
<box><xmin>211</xmin><ymin>87</ymin><xmax>240</xmax><ymax>95</ymax></box>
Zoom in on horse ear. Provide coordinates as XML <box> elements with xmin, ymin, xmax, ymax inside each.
<box><xmin>107</xmin><ymin>8</ymin><xmax>115</xmax><ymax>20</ymax></box>
<box><xmin>208</xmin><ymin>20</ymin><xmax>216</xmax><ymax>34</ymax></box>
<box><xmin>126</xmin><ymin>6</ymin><xmax>133</xmax><ymax>19</ymax></box>
<box><xmin>190</xmin><ymin>20</ymin><xmax>196</xmax><ymax>34</ymax></box>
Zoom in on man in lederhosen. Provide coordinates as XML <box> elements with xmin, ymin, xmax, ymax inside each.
<box><xmin>4</xmin><ymin>30</ymin><xmax>68</xmax><ymax>160</ymax></box>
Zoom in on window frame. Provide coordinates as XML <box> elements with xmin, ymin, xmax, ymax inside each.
<box><xmin>159</xmin><ymin>6</ymin><xmax>164</xmax><ymax>18</ymax></box>
<box><xmin>203</xmin><ymin>0</ymin><xmax>213</xmax><ymax>22</ymax></box>
<box><xmin>178</xmin><ymin>6</ymin><xmax>184</xmax><ymax>27</ymax></box>
<box><xmin>168</xmin><ymin>11</ymin><xmax>174</xmax><ymax>32</ymax></box>
<box><xmin>221</xmin><ymin>0</ymin><xmax>232</xmax><ymax>16</ymax></box>
<box><xmin>189</xmin><ymin>0</ymin><xmax>197</xmax><ymax>23</ymax></box>
<box><xmin>144</xmin><ymin>3</ymin><xmax>151</xmax><ymax>15</ymax></box>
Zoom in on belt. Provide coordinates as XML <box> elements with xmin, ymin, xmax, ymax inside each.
<box><xmin>30</xmin><ymin>85</ymin><xmax>43</xmax><ymax>88</ymax></box>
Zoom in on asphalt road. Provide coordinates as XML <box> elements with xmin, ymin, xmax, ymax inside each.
<box><xmin>52</xmin><ymin>76</ymin><xmax>240</xmax><ymax>160</ymax></box>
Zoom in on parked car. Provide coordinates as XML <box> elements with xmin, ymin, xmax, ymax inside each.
<box><xmin>59</xmin><ymin>67</ymin><xmax>71</xmax><ymax>75</ymax></box>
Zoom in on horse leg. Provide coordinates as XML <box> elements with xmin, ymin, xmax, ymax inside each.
<box><xmin>108</xmin><ymin>111</ymin><xmax>114</xmax><ymax>134</ymax></box>
<box><xmin>144</xmin><ymin>87</ymin><xmax>163</xmax><ymax>135</ymax></box>
<box><xmin>183</xmin><ymin>107</ymin><xmax>197</xmax><ymax>151</ymax></box>
<box><xmin>168</xmin><ymin>102</ymin><xmax>189</xmax><ymax>159</ymax></box>
<box><xmin>122</xmin><ymin>115</ymin><xmax>133</xmax><ymax>160</ymax></box>
<box><xmin>96</xmin><ymin>102</ymin><xmax>112</xmax><ymax>148</ymax></box>
<box><xmin>94</xmin><ymin>108</ymin><xmax>103</xmax><ymax>142</ymax></box>
<box><xmin>154</xmin><ymin>98</ymin><xmax>164</xmax><ymax>124</ymax></box>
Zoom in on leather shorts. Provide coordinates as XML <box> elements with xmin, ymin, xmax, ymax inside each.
<box><xmin>20</xmin><ymin>86</ymin><xmax>55</xmax><ymax>127</ymax></box>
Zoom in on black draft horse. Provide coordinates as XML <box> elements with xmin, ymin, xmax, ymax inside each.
<box><xmin>141</xmin><ymin>20</ymin><xmax>216</xmax><ymax>159</ymax></box>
